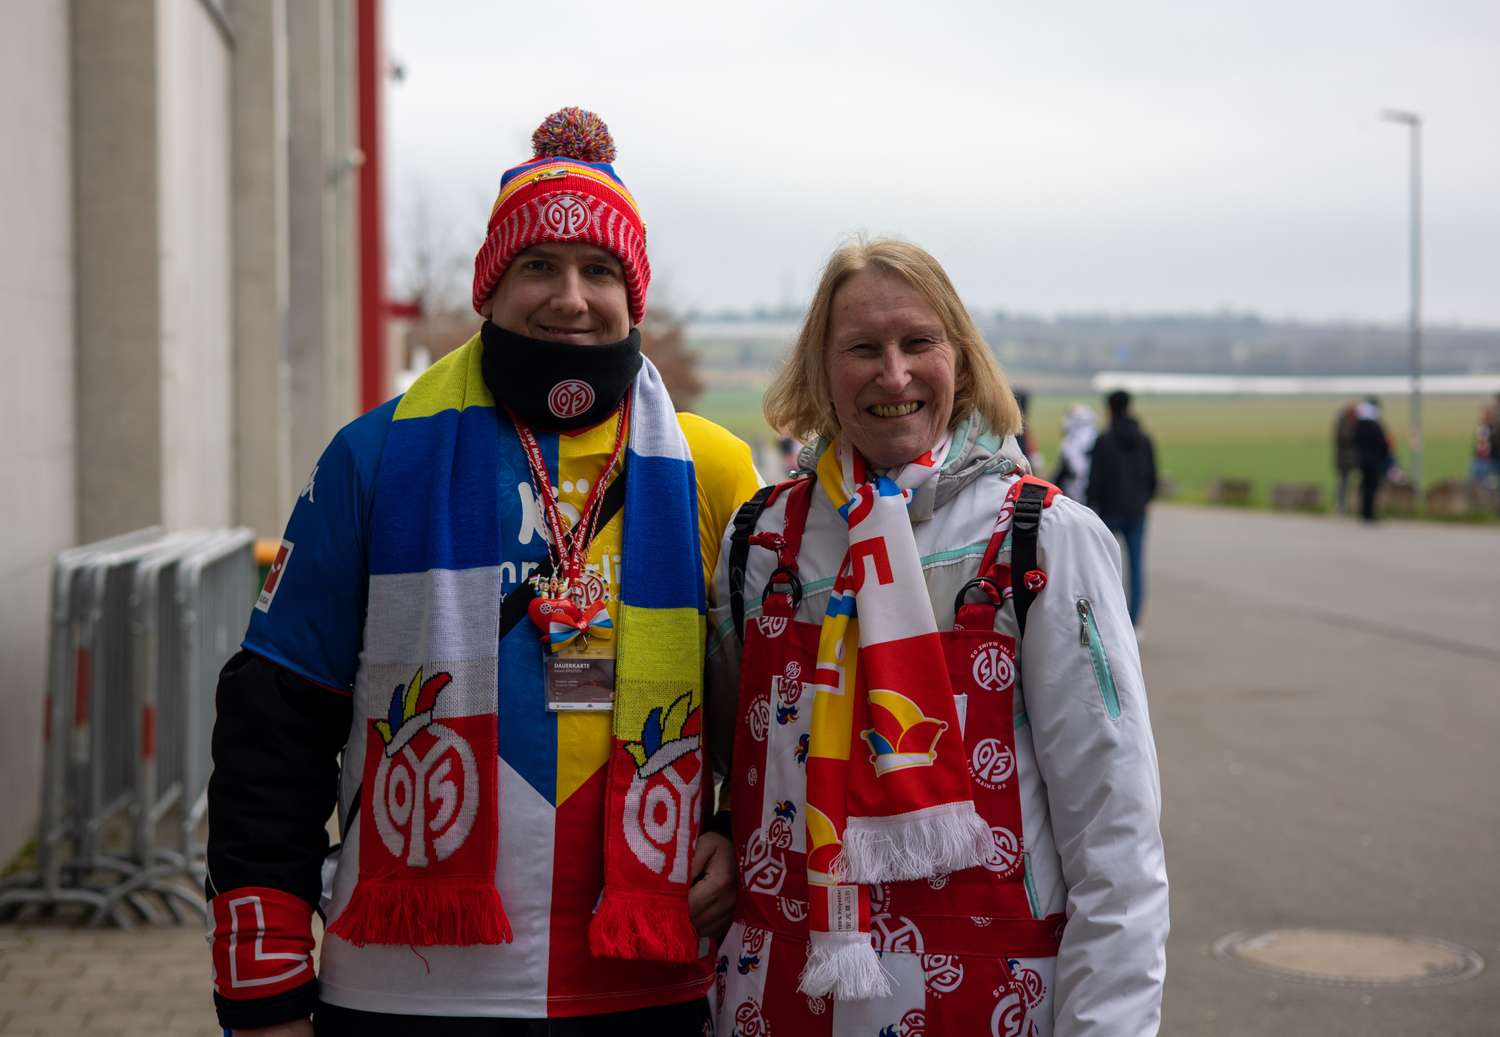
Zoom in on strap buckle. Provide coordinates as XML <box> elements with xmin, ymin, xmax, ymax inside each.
<box><xmin>1012</xmin><ymin>485</ymin><xmax>1046</xmax><ymax>534</ymax></box>
<box><xmin>953</xmin><ymin>575</ymin><xmax>1004</xmax><ymax>617</ymax></box>
<box><xmin>760</xmin><ymin>565</ymin><xmax>804</xmax><ymax>608</ymax></box>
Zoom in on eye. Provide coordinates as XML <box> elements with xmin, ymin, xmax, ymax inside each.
<box><xmin>847</xmin><ymin>342</ymin><xmax>879</xmax><ymax>357</ymax></box>
<box><xmin>584</xmin><ymin>262</ymin><xmax>620</xmax><ymax>279</ymax></box>
<box><xmin>519</xmin><ymin>258</ymin><xmax>551</xmax><ymax>273</ymax></box>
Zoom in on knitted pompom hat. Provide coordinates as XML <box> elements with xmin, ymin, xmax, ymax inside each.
<box><xmin>472</xmin><ymin>107</ymin><xmax>650</xmax><ymax>324</ymax></box>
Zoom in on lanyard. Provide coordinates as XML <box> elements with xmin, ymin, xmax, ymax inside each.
<box><xmin>506</xmin><ymin>392</ymin><xmax>631</xmax><ymax>593</ymax></box>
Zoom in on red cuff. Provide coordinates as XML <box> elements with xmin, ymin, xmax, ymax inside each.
<box><xmin>210</xmin><ymin>886</ymin><xmax>316</xmax><ymax>1001</ymax></box>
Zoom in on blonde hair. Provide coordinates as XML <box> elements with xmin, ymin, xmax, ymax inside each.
<box><xmin>763</xmin><ymin>238</ymin><xmax>1022</xmax><ymax>443</ymax></box>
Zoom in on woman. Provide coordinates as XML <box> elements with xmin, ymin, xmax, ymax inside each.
<box><xmin>706</xmin><ymin>240</ymin><xmax>1167</xmax><ymax>1035</ymax></box>
<box><xmin>1051</xmin><ymin>404</ymin><xmax>1098</xmax><ymax>503</ymax></box>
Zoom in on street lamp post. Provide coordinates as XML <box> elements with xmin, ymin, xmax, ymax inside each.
<box><xmin>1380</xmin><ymin>108</ymin><xmax>1423</xmax><ymax>512</ymax></box>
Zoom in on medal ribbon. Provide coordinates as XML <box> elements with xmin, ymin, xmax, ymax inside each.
<box><xmin>507</xmin><ymin>394</ymin><xmax>631</xmax><ymax>649</ymax></box>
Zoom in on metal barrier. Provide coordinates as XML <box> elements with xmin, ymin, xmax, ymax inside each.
<box><xmin>0</xmin><ymin>527</ymin><xmax>256</xmax><ymax>927</ymax></box>
<box><xmin>94</xmin><ymin>530</ymin><xmax>257</xmax><ymax>925</ymax></box>
<box><xmin>0</xmin><ymin>528</ymin><xmax>164</xmax><ymax>923</ymax></box>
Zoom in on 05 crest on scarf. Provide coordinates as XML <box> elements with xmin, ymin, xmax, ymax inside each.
<box><xmin>799</xmin><ymin>436</ymin><xmax>992</xmax><ymax>999</ymax></box>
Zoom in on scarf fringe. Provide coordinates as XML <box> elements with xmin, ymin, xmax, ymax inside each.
<box><xmin>840</xmin><ymin>803</ymin><xmax>993</xmax><ymax>883</ymax></box>
<box><xmin>798</xmin><ymin>932</ymin><xmax>894</xmax><ymax>1000</ymax></box>
<box><xmin>326</xmin><ymin>879</ymin><xmax>512</xmax><ymax>947</ymax></box>
<box><xmin>589</xmin><ymin>890</ymin><xmax>700</xmax><ymax>963</ymax></box>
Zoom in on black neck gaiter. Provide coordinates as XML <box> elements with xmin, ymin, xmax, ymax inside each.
<box><xmin>480</xmin><ymin>321</ymin><xmax>643</xmax><ymax>431</ymax></box>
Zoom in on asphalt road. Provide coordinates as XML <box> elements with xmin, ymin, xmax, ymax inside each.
<box><xmin>1141</xmin><ymin>505</ymin><xmax>1500</xmax><ymax>1036</ymax></box>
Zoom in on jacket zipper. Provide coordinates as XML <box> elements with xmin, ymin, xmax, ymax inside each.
<box><xmin>1022</xmin><ymin>852</ymin><xmax>1042</xmax><ymax>918</ymax></box>
<box><xmin>1076</xmin><ymin>597</ymin><xmax>1122</xmax><ymax>720</ymax></box>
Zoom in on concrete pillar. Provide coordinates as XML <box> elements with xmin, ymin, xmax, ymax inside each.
<box><xmin>0</xmin><ymin>0</ymin><xmax>77</xmax><ymax>868</ymax></box>
<box><xmin>156</xmin><ymin>0</ymin><xmax>234</xmax><ymax>531</ymax></box>
<box><xmin>228</xmin><ymin>0</ymin><xmax>294</xmax><ymax>536</ymax></box>
<box><xmin>286</xmin><ymin>0</ymin><xmax>339</xmax><ymax>478</ymax></box>
<box><xmin>328</xmin><ymin>0</ymin><xmax>361</xmax><ymax>425</ymax></box>
<box><xmin>73</xmin><ymin>0</ymin><xmax>163</xmax><ymax>541</ymax></box>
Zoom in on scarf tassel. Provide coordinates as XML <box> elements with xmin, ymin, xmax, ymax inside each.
<box><xmin>589</xmin><ymin>890</ymin><xmax>700</xmax><ymax>963</ymax></box>
<box><xmin>798</xmin><ymin>931</ymin><xmax>894</xmax><ymax>1000</ymax></box>
<box><xmin>840</xmin><ymin>803</ymin><xmax>994</xmax><ymax>884</ymax></box>
<box><xmin>326</xmin><ymin>879</ymin><xmax>513</xmax><ymax>948</ymax></box>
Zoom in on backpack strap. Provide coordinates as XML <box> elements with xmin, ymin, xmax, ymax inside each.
<box><xmin>729</xmin><ymin>476</ymin><xmax>815</xmax><ymax>645</ymax></box>
<box><xmin>1008</xmin><ymin>476</ymin><xmax>1060</xmax><ymax>639</ymax></box>
<box><xmin>727</xmin><ymin>483</ymin><xmax>777</xmax><ymax>644</ymax></box>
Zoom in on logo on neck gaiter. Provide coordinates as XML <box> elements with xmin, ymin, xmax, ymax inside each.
<box><xmin>547</xmin><ymin>379</ymin><xmax>595</xmax><ymax>420</ymax></box>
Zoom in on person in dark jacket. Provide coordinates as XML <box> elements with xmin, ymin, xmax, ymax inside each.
<box><xmin>1353</xmin><ymin>397</ymin><xmax>1393</xmax><ymax>522</ymax></box>
<box><xmin>1086</xmin><ymin>390</ymin><xmax>1157</xmax><ymax>624</ymax></box>
<box><xmin>1333</xmin><ymin>402</ymin><xmax>1359</xmax><ymax>514</ymax></box>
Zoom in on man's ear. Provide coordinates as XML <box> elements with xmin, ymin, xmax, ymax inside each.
<box><xmin>479</xmin><ymin>296</ymin><xmax>494</xmax><ymax>319</ymax></box>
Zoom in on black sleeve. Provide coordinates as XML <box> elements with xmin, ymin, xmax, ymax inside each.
<box><xmin>1146</xmin><ymin>436</ymin><xmax>1159</xmax><ymax>501</ymax></box>
<box><xmin>1051</xmin><ymin>456</ymin><xmax>1073</xmax><ymax>489</ymax></box>
<box><xmin>206</xmin><ymin>648</ymin><xmax>352</xmax><ymax>1028</ymax></box>
<box><xmin>1084</xmin><ymin>440</ymin><xmax>1104</xmax><ymax>511</ymax></box>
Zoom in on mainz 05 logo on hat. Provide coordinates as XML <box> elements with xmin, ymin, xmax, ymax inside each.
<box><xmin>540</xmin><ymin>194</ymin><xmax>591</xmax><ymax>238</ymax></box>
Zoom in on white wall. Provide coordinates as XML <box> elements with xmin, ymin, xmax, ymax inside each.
<box><xmin>0</xmin><ymin>2</ymin><xmax>76</xmax><ymax>866</ymax></box>
<box><xmin>158</xmin><ymin>0</ymin><xmax>234</xmax><ymax>530</ymax></box>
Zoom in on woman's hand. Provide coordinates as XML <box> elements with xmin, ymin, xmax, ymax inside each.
<box><xmin>688</xmin><ymin>831</ymin><xmax>736</xmax><ymax>941</ymax></box>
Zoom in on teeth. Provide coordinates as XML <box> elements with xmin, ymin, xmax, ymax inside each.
<box><xmin>870</xmin><ymin>402</ymin><xmax>921</xmax><ymax>417</ymax></box>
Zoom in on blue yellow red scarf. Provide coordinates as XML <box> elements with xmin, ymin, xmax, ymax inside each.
<box><xmin>326</xmin><ymin>339</ymin><xmax>705</xmax><ymax>962</ymax></box>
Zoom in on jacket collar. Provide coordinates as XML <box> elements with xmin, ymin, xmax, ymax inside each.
<box><xmin>797</xmin><ymin>412</ymin><xmax>1030</xmax><ymax>522</ymax></box>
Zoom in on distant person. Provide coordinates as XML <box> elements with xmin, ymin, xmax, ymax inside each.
<box><xmin>1086</xmin><ymin>390</ymin><xmax>1158</xmax><ymax>624</ymax></box>
<box><xmin>1014</xmin><ymin>387</ymin><xmax>1037</xmax><ymax>468</ymax></box>
<box><xmin>1352</xmin><ymin>397</ymin><xmax>1393</xmax><ymax>522</ymax></box>
<box><xmin>1052</xmin><ymin>402</ymin><xmax>1098</xmax><ymax>501</ymax></box>
<box><xmin>1333</xmin><ymin>401</ymin><xmax>1359</xmax><ymax>514</ymax></box>
<box><xmin>1472</xmin><ymin>395</ymin><xmax>1499</xmax><ymax>491</ymax></box>
<box><xmin>778</xmin><ymin>433</ymin><xmax>803</xmax><ymax>476</ymax></box>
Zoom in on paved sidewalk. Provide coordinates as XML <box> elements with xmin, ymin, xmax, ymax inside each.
<box><xmin>0</xmin><ymin>921</ymin><xmax>218</xmax><ymax>1036</ymax></box>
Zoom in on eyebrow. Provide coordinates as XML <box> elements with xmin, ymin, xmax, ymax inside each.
<box><xmin>832</xmin><ymin>320</ymin><xmax>946</xmax><ymax>343</ymax></box>
<box><xmin>519</xmin><ymin>245</ymin><xmax>620</xmax><ymax>268</ymax></box>
<box><xmin>577</xmin><ymin>248</ymin><xmax>622</xmax><ymax>268</ymax></box>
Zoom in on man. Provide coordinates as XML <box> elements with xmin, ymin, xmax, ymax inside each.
<box><xmin>1085</xmin><ymin>389</ymin><xmax>1157</xmax><ymax>624</ymax></box>
<box><xmin>1333</xmin><ymin>401</ymin><xmax>1358</xmax><ymax>514</ymax></box>
<box><xmin>206</xmin><ymin>108</ymin><xmax>760</xmax><ymax>1036</ymax></box>
<box><xmin>1353</xmin><ymin>396</ymin><xmax>1392</xmax><ymax>522</ymax></box>
<box><xmin>1472</xmin><ymin>394</ymin><xmax>1499</xmax><ymax>491</ymax></box>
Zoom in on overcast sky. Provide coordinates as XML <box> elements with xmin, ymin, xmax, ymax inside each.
<box><xmin>385</xmin><ymin>0</ymin><xmax>1500</xmax><ymax>324</ymax></box>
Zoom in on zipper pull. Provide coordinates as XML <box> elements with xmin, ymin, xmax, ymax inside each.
<box><xmin>1076</xmin><ymin>598</ymin><xmax>1091</xmax><ymax>646</ymax></box>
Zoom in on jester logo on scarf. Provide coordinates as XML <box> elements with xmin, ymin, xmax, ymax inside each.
<box><xmin>370</xmin><ymin>667</ymin><xmax>478</xmax><ymax>868</ymax></box>
<box><xmin>622</xmin><ymin>690</ymin><xmax>702</xmax><ymax>882</ymax></box>
<box><xmin>860</xmin><ymin>688</ymin><xmax>949</xmax><ymax>775</ymax></box>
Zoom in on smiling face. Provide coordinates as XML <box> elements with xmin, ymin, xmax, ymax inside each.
<box><xmin>825</xmin><ymin>268</ymin><xmax>957</xmax><ymax>468</ymax></box>
<box><xmin>485</xmin><ymin>243</ymin><xmax>630</xmax><ymax>345</ymax></box>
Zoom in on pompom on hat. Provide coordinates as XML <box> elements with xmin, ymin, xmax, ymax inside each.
<box><xmin>472</xmin><ymin>107</ymin><xmax>650</xmax><ymax>324</ymax></box>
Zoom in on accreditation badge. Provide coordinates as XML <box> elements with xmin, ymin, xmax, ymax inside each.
<box><xmin>544</xmin><ymin>646</ymin><xmax>615</xmax><ymax>711</ymax></box>
<box><xmin>542</xmin><ymin>565</ymin><xmax>617</xmax><ymax>712</ymax></box>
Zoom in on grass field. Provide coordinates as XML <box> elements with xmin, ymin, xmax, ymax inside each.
<box><xmin>695</xmin><ymin>384</ymin><xmax>1491</xmax><ymax>511</ymax></box>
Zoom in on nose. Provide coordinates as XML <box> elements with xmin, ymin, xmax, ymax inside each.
<box><xmin>548</xmin><ymin>267</ymin><xmax>588</xmax><ymax>316</ymax></box>
<box><xmin>875</xmin><ymin>345</ymin><xmax>912</xmax><ymax>392</ymax></box>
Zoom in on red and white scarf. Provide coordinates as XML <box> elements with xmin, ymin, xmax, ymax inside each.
<box><xmin>800</xmin><ymin>436</ymin><xmax>992</xmax><ymax>998</ymax></box>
